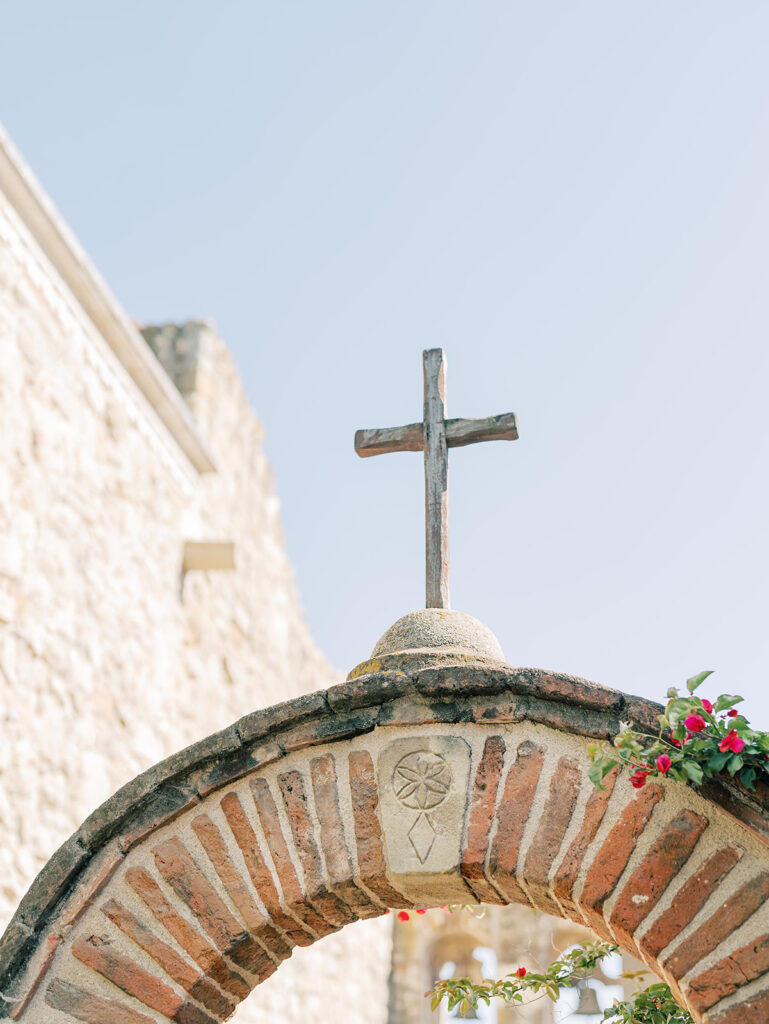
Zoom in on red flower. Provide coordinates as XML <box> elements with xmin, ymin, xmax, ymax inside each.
<box><xmin>719</xmin><ymin>729</ymin><xmax>745</xmax><ymax>754</ymax></box>
<box><xmin>656</xmin><ymin>754</ymin><xmax>672</xmax><ymax>774</ymax></box>
<box><xmin>397</xmin><ymin>911</ymin><xmax>410</xmax><ymax>922</ymax></box>
<box><xmin>684</xmin><ymin>714</ymin><xmax>706</xmax><ymax>733</ymax></box>
<box><xmin>728</xmin><ymin>709</ymin><xmax>739</xmax><ymax>718</ymax></box>
<box><xmin>630</xmin><ymin>770</ymin><xmax>648</xmax><ymax>788</ymax></box>
<box><xmin>516</xmin><ymin>967</ymin><xmax>527</xmax><ymax>978</ymax></box>
<box><xmin>416</xmin><ymin>908</ymin><xmax>427</xmax><ymax>915</ymax></box>
<box><xmin>670</xmin><ymin>736</ymin><xmax>682</xmax><ymax>748</ymax></box>
<box><xmin>701</xmin><ymin>699</ymin><xmax>713</xmax><ymax>714</ymax></box>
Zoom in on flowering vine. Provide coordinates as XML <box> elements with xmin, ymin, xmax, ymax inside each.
<box><xmin>588</xmin><ymin>671</ymin><xmax>769</xmax><ymax>793</ymax></box>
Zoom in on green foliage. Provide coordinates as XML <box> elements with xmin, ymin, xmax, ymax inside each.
<box><xmin>588</xmin><ymin>671</ymin><xmax>769</xmax><ymax>794</ymax></box>
<box><xmin>427</xmin><ymin>940</ymin><xmax>693</xmax><ymax>1022</ymax></box>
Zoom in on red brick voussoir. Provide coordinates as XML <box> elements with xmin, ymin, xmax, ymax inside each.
<box><xmin>1</xmin><ymin>662</ymin><xmax>769</xmax><ymax>1024</ymax></box>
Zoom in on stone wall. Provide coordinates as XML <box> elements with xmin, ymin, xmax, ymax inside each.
<box><xmin>0</xmin><ymin>177</ymin><xmax>392</xmax><ymax>1023</ymax></box>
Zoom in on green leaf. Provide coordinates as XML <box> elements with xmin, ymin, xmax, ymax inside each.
<box><xmin>740</xmin><ymin>766</ymin><xmax>757</xmax><ymax>791</ymax></box>
<box><xmin>714</xmin><ymin>694</ymin><xmax>745</xmax><ymax>712</ymax></box>
<box><xmin>727</xmin><ymin>754</ymin><xmax>743</xmax><ymax>776</ymax></box>
<box><xmin>706</xmin><ymin>751</ymin><xmax>731</xmax><ymax>773</ymax></box>
<box><xmin>682</xmin><ymin>760</ymin><xmax>704</xmax><ymax>784</ymax></box>
<box><xmin>686</xmin><ymin>670</ymin><xmax>713</xmax><ymax>693</ymax></box>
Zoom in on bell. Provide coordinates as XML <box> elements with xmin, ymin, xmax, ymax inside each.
<box><xmin>457</xmin><ymin>1004</ymin><xmax>480</xmax><ymax>1020</ymax></box>
<box><xmin>574</xmin><ymin>983</ymin><xmax>601</xmax><ymax>1015</ymax></box>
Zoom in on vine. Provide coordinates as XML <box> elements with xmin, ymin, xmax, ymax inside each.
<box><xmin>588</xmin><ymin>671</ymin><xmax>769</xmax><ymax>792</ymax></box>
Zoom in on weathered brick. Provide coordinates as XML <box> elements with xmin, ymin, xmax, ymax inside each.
<box><xmin>665</xmin><ymin>872</ymin><xmax>769</xmax><ymax>980</ymax></box>
<box><xmin>516</xmin><ymin>671</ymin><xmax>624</xmax><ymax>714</ymax></box>
<box><xmin>413</xmin><ymin>664</ymin><xmax>512</xmax><ymax>698</ymax></box>
<box><xmin>57</xmin><ymin>846</ymin><xmax>125</xmax><ymax>933</ymax></box>
<box><xmin>348</xmin><ymin>750</ymin><xmax>412</xmax><ymax>908</ymax></box>
<box><xmin>488</xmin><ymin>741</ymin><xmax>544</xmax><ymax>905</ymax></box>
<box><xmin>0</xmin><ymin>918</ymin><xmax>33</xmax><ymax>994</ymax></box>
<box><xmin>8</xmin><ymin>932</ymin><xmax>60</xmax><ymax>1020</ymax></box>
<box><xmin>191</xmin><ymin>813</ymin><xmax>292</xmax><ymax>961</ymax></box>
<box><xmin>153</xmin><ymin>838</ymin><xmax>247</xmax><ymax>953</ymax></box>
<box><xmin>610</xmin><ymin>810</ymin><xmax>709</xmax><ymax>948</ymax></box>
<box><xmin>518</xmin><ymin>697</ymin><xmax>619</xmax><ymax>740</ymax></box>
<box><xmin>118</xmin><ymin>784</ymin><xmax>200</xmax><ymax>854</ymax></box>
<box><xmin>469</xmin><ymin>694</ymin><xmax>525</xmax><ymax>724</ymax></box>
<box><xmin>277</xmin><ymin>770</ymin><xmax>358</xmax><ymax>928</ymax></box>
<box><xmin>377</xmin><ymin>698</ymin><xmax>473</xmax><ymax>727</ymax></box>
<box><xmin>101</xmin><ymin>898</ymin><xmax>235</xmax><ymax>1018</ymax></box>
<box><xmin>219</xmin><ymin>792</ymin><xmax>313</xmax><ymax>948</ymax></box>
<box><xmin>523</xmin><ymin>756</ymin><xmax>582</xmax><ymax>916</ymax></box>
<box><xmin>578</xmin><ymin>783</ymin><xmax>664</xmax><ymax>938</ymax></box>
<box><xmin>45</xmin><ymin>977</ymin><xmax>156</xmax><ymax>1024</ymax></box>
<box><xmin>191</xmin><ymin>741</ymin><xmax>282</xmax><ymax>800</ymax></box>
<box><xmin>687</xmin><ymin>932</ymin><xmax>769</xmax><ymax>1012</ymax></box>
<box><xmin>236</xmin><ymin>691</ymin><xmax>329</xmax><ymax>744</ymax></box>
<box><xmin>639</xmin><ymin>845</ymin><xmax>743</xmax><ymax>962</ymax></box>
<box><xmin>17</xmin><ymin>834</ymin><xmax>89</xmax><ymax>929</ymax></box>
<box><xmin>326</xmin><ymin>672</ymin><xmax>411</xmax><ymax>712</ymax></box>
<box><xmin>72</xmin><ymin>934</ymin><xmax>212</xmax><ymax>1022</ymax></box>
<box><xmin>460</xmin><ymin>736</ymin><xmax>507</xmax><ymax>905</ymax></box>
<box><xmin>552</xmin><ymin>767</ymin><xmax>619</xmax><ymax>915</ymax></box>
<box><xmin>706</xmin><ymin>983</ymin><xmax>769</xmax><ymax>1024</ymax></box>
<box><xmin>310</xmin><ymin>754</ymin><xmax>383</xmax><ymax>919</ymax></box>
<box><xmin>250</xmin><ymin>778</ymin><xmax>339</xmax><ymax>938</ymax></box>
<box><xmin>278</xmin><ymin>709</ymin><xmax>378</xmax><ymax>754</ymax></box>
<box><xmin>125</xmin><ymin>866</ymin><xmax>249</xmax><ymax>1000</ymax></box>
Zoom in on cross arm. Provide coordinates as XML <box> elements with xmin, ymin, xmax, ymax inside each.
<box><xmin>354</xmin><ymin>411</ymin><xmax>518</xmax><ymax>457</ymax></box>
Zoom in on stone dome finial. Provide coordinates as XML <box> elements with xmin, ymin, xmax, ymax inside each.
<box><xmin>347</xmin><ymin>608</ymin><xmax>506</xmax><ymax>679</ymax></box>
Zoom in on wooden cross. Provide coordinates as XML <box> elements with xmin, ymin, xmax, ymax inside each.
<box><xmin>355</xmin><ymin>349</ymin><xmax>518</xmax><ymax>609</ymax></box>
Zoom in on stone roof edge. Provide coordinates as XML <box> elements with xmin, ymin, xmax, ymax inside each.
<box><xmin>0</xmin><ymin>123</ymin><xmax>217</xmax><ymax>475</ymax></box>
<box><xmin>1</xmin><ymin>663</ymin><xmax>767</xmax><ymax>1005</ymax></box>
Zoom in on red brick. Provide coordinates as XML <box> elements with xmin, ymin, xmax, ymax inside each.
<box><xmin>277</xmin><ymin>770</ymin><xmax>358</xmax><ymax>927</ymax></box>
<box><xmin>72</xmin><ymin>934</ymin><xmax>216</xmax><ymax>1023</ymax></box>
<box><xmin>461</xmin><ymin>736</ymin><xmax>507</xmax><ymax>905</ymax></box>
<box><xmin>639</xmin><ymin>845</ymin><xmax>742</xmax><ymax>961</ymax></box>
<box><xmin>57</xmin><ymin>848</ymin><xmax>125</xmax><ymax>933</ymax></box>
<box><xmin>125</xmin><ymin>866</ymin><xmax>249</xmax><ymax>1000</ymax></box>
<box><xmin>665</xmin><ymin>872</ymin><xmax>769</xmax><ymax>980</ymax></box>
<box><xmin>687</xmin><ymin>932</ymin><xmax>769</xmax><ymax>1013</ymax></box>
<box><xmin>523</xmin><ymin>757</ymin><xmax>582</xmax><ymax>916</ymax></box>
<box><xmin>9</xmin><ymin>932</ymin><xmax>60</xmax><ymax>1020</ymax></box>
<box><xmin>610</xmin><ymin>810</ymin><xmax>709</xmax><ymax>948</ymax></box>
<box><xmin>153</xmin><ymin>838</ymin><xmax>246</xmax><ymax>953</ymax></box>
<box><xmin>249</xmin><ymin>777</ymin><xmax>339</xmax><ymax>938</ymax></box>
<box><xmin>310</xmin><ymin>754</ymin><xmax>383</xmax><ymax>919</ymax></box>
<box><xmin>706</xmin><ymin>983</ymin><xmax>769</xmax><ymax>1024</ymax></box>
<box><xmin>45</xmin><ymin>977</ymin><xmax>156</xmax><ymax>1024</ymax></box>
<box><xmin>191</xmin><ymin>813</ymin><xmax>291</xmax><ymax>962</ymax></box>
<box><xmin>488</xmin><ymin>741</ymin><xmax>545</xmax><ymax>905</ymax></box>
<box><xmin>219</xmin><ymin>792</ymin><xmax>313</xmax><ymax>948</ymax></box>
<box><xmin>101</xmin><ymin>899</ymin><xmax>235</xmax><ymax>1019</ymax></box>
<box><xmin>348</xmin><ymin>750</ymin><xmax>412</xmax><ymax>908</ymax></box>
<box><xmin>552</xmin><ymin>767</ymin><xmax>619</xmax><ymax>915</ymax></box>
<box><xmin>578</xmin><ymin>783</ymin><xmax>664</xmax><ymax>938</ymax></box>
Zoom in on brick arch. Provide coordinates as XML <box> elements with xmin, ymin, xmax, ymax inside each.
<box><xmin>2</xmin><ymin>665</ymin><xmax>769</xmax><ymax>1024</ymax></box>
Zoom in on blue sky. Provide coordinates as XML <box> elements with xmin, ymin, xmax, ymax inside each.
<box><xmin>4</xmin><ymin>2</ymin><xmax>769</xmax><ymax>717</ymax></box>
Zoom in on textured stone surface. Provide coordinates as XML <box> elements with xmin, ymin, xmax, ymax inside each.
<box><xmin>0</xmin><ymin>185</ymin><xmax>390</xmax><ymax>1024</ymax></box>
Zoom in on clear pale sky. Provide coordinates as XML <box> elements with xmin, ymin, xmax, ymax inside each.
<box><xmin>4</xmin><ymin>3</ymin><xmax>769</xmax><ymax>718</ymax></box>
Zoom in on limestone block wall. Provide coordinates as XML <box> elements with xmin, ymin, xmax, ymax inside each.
<box><xmin>0</xmin><ymin>180</ymin><xmax>392</xmax><ymax>1023</ymax></box>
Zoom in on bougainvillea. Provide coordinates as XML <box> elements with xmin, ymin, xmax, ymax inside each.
<box><xmin>588</xmin><ymin>671</ymin><xmax>769</xmax><ymax>793</ymax></box>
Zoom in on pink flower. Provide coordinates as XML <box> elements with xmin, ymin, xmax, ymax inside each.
<box><xmin>397</xmin><ymin>911</ymin><xmax>410</xmax><ymax>922</ymax></box>
<box><xmin>516</xmin><ymin>967</ymin><xmax>527</xmax><ymax>978</ymax></box>
<box><xmin>416</xmin><ymin>908</ymin><xmax>427</xmax><ymax>915</ymax></box>
<box><xmin>670</xmin><ymin>736</ymin><xmax>682</xmax><ymax>748</ymax></box>
<box><xmin>701</xmin><ymin>699</ymin><xmax>713</xmax><ymax>714</ymax></box>
<box><xmin>630</xmin><ymin>770</ymin><xmax>648</xmax><ymax>789</ymax></box>
<box><xmin>719</xmin><ymin>729</ymin><xmax>745</xmax><ymax>754</ymax></box>
<box><xmin>684</xmin><ymin>714</ymin><xmax>706</xmax><ymax>733</ymax></box>
<box><xmin>656</xmin><ymin>754</ymin><xmax>672</xmax><ymax>774</ymax></box>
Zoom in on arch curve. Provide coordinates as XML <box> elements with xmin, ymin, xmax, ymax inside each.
<box><xmin>2</xmin><ymin>663</ymin><xmax>769</xmax><ymax>1024</ymax></box>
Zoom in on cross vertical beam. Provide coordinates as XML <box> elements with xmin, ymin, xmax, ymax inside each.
<box><xmin>423</xmin><ymin>349</ymin><xmax>450</xmax><ymax>608</ymax></box>
<box><xmin>354</xmin><ymin>349</ymin><xmax>518</xmax><ymax>610</ymax></box>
